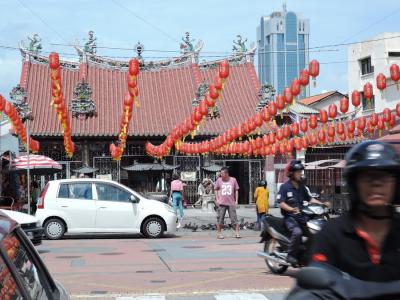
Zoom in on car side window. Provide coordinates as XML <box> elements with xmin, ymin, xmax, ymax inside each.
<box><xmin>2</xmin><ymin>232</ymin><xmax>49</xmax><ymax>299</ymax></box>
<box><xmin>58</xmin><ymin>183</ymin><xmax>93</xmax><ymax>200</ymax></box>
<box><xmin>96</xmin><ymin>184</ymin><xmax>131</xmax><ymax>202</ymax></box>
<box><xmin>0</xmin><ymin>252</ymin><xmax>22</xmax><ymax>299</ymax></box>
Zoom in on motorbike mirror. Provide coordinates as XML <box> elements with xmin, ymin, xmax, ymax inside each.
<box><xmin>296</xmin><ymin>267</ymin><xmax>333</xmax><ymax>290</ymax></box>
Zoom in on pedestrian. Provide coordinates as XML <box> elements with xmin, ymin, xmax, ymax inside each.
<box><xmin>214</xmin><ymin>167</ymin><xmax>241</xmax><ymax>239</ymax></box>
<box><xmin>30</xmin><ymin>181</ymin><xmax>40</xmax><ymax>215</ymax></box>
<box><xmin>169</xmin><ymin>173</ymin><xmax>184</xmax><ymax>229</ymax></box>
<box><xmin>194</xmin><ymin>179</ymin><xmax>207</xmax><ymax>208</ymax></box>
<box><xmin>254</xmin><ymin>180</ymin><xmax>269</xmax><ymax>230</ymax></box>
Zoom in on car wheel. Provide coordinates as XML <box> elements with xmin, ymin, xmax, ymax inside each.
<box><xmin>44</xmin><ymin>219</ymin><xmax>65</xmax><ymax>240</ymax></box>
<box><xmin>143</xmin><ymin>217</ymin><xmax>164</xmax><ymax>239</ymax></box>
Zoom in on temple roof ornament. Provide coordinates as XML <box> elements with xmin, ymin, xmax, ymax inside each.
<box><xmin>69</xmin><ymin>81</ymin><xmax>97</xmax><ymax>119</ymax></box>
<box><xmin>233</xmin><ymin>35</ymin><xmax>248</xmax><ymax>53</ymax></box>
<box><xmin>19</xmin><ymin>32</ymin><xmax>257</xmax><ymax>72</ymax></box>
<box><xmin>84</xmin><ymin>31</ymin><xmax>97</xmax><ymax>54</ymax></box>
<box><xmin>9</xmin><ymin>84</ymin><xmax>32</xmax><ymax>121</ymax></box>
<box><xmin>256</xmin><ymin>83</ymin><xmax>276</xmax><ymax>112</ymax></box>
<box><xmin>134</xmin><ymin>41</ymin><xmax>144</xmax><ymax>62</ymax></box>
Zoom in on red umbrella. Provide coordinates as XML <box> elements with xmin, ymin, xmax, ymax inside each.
<box><xmin>11</xmin><ymin>155</ymin><xmax>62</xmax><ymax>175</ymax></box>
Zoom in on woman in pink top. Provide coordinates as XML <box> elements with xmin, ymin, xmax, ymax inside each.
<box><xmin>169</xmin><ymin>173</ymin><xmax>184</xmax><ymax>228</ymax></box>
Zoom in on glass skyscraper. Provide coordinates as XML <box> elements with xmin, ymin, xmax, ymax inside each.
<box><xmin>257</xmin><ymin>5</ymin><xmax>310</xmax><ymax>99</ymax></box>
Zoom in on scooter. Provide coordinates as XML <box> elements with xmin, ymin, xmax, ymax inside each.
<box><xmin>257</xmin><ymin>202</ymin><xmax>329</xmax><ymax>274</ymax></box>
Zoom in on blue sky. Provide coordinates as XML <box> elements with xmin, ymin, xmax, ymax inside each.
<box><xmin>0</xmin><ymin>0</ymin><xmax>399</xmax><ymax>98</ymax></box>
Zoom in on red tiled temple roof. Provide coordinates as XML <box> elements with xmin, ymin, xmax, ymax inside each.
<box><xmin>21</xmin><ymin>58</ymin><xmax>261</xmax><ymax>138</ymax></box>
<box><xmin>300</xmin><ymin>91</ymin><xmax>344</xmax><ymax>106</ymax></box>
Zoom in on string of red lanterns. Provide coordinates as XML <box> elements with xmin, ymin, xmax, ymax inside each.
<box><xmin>0</xmin><ymin>95</ymin><xmax>40</xmax><ymax>153</ymax></box>
<box><xmin>49</xmin><ymin>53</ymin><xmax>75</xmax><ymax>157</ymax></box>
<box><xmin>146</xmin><ymin>60</ymin><xmax>230</xmax><ymax>158</ymax></box>
<box><xmin>110</xmin><ymin>59</ymin><xmax>140</xmax><ymax>161</ymax></box>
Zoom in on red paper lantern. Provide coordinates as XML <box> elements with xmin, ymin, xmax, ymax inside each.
<box><xmin>214</xmin><ymin>76</ymin><xmax>223</xmax><ymax>91</ymax></box>
<box><xmin>383</xmin><ymin>108</ymin><xmax>391</xmax><ymax>123</ymax></box>
<box><xmin>377</xmin><ymin>117</ymin><xmax>385</xmax><ymax>131</ymax></box>
<box><xmin>268</xmin><ymin>133</ymin><xmax>276</xmax><ymax>145</ymax></box>
<box><xmin>337</xmin><ymin>122</ymin><xmax>345</xmax><ymax>135</ymax></box>
<box><xmin>300</xmin><ymin>118</ymin><xmax>308</xmax><ymax>133</ymax></box>
<box><xmin>255</xmin><ymin>137</ymin><xmax>263</xmax><ymax>149</ymax></box>
<box><xmin>219</xmin><ymin>60</ymin><xmax>229</xmax><ymax>79</ymax></box>
<box><xmin>291</xmin><ymin>79</ymin><xmax>301</xmax><ymax>97</ymax></box>
<box><xmin>390</xmin><ymin>64</ymin><xmax>400</xmax><ymax>86</ymax></box>
<box><xmin>0</xmin><ymin>96</ymin><xmax>5</xmax><ymax>111</ymax></box>
<box><xmin>205</xmin><ymin>94</ymin><xmax>215</xmax><ymax>107</ymax></box>
<box><xmin>347</xmin><ymin>120</ymin><xmax>356</xmax><ymax>133</ymax></box>
<box><xmin>367</xmin><ymin>121</ymin><xmax>375</xmax><ymax>135</ymax></box>
<box><xmin>318</xmin><ymin>129</ymin><xmax>326</xmax><ymax>144</ymax></box>
<box><xmin>294</xmin><ymin>138</ymin><xmax>302</xmax><ymax>151</ymax></box>
<box><xmin>357</xmin><ymin>117</ymin><xmax>366</xmax><ymax>133</ymax></box>
<box><xmin>263</xmin><ymin>135</ymin><xmax>269</xmax><ymax>146</ymax></box>
<box><xmin>286</xmin><ymin>141</ymin><xmax>293</xmax><ymax>154</ymax></box>
<box><xmin>129</xmin><ymin>59</ymin><xmax>140</xmax><ymax>76</ymax></box>
<box><xmin>363</xmin><ymin>83</ymin><xmax>373</xmax><ymax>101</ymax></box>
<box><xmin>248</xmin><ymin>119</ymin><xmax>257</xmax><ymax>132</ymax></box>
<box><xmin>310</xmin><ymin>133</ymin><xmax>318</xmax><ymax>146</ymax></box>
<box><xmin>284</xmin><ymin>87</ymin><xmax>293</xmax><ymax>105</ymax></box>
<box><xmin>199</xmin><ymin>100</ymin><xmax>208</xmax><ymax>116</ymax></box>
<box><xmin>268</xmin><ymin>102</ymin><xmax>278</xmax><ymax>116</ymax></box>
<box><xmin>370</xmin><ymin>113</ymin><xmax>378</xmax><ymax>127</ymax></box>
<box><xmin>49</xmin><ymin>52</ymin><xmax>60</xmax><ymax>69</ymax></box>
<box><xmin>328</xmin><ymin>104</ymin><xmax>337</xmax><ymax>120</ymax></box>
<box><xmin>309</xmin><ymin>59</ymin><xmax>320</xmax><ymax>79</ymax></box>
<box><xmin>319</xmin><ymin>109</ymin><xmax>328</xmax><ymax>124</ymax></box>
<box><xmin>124</xmin><ymin>93</ymin><xmax>133</xmax><ymax>106</ymax></box>
<box><xmin>261</xmin><ymin>107</ymin><xmax>271</xmax><ymax>122</ymax></box>
<box><xmin>339</xmin><ymin>97</ymin><xmax>349</xmax><ymax>114</ymax></box>
<box><xmin>397</xmin><ymin>103</ymin><xmax>400</xmax><ymax>118</ymax></box>
<box><xmin>276</xmin><ymin>129</ymin><xmax>284</xmax><ymax>141</ymax></box>
<box><xmin>283</xmin><ymin>125</ymin><xmax>291</xmax><ymax>138</ymax></box>
<box><xmin>276</xmin><ymin>95</ymin><xmax>285</xmax><ymax>111</ymax></box>
<box><xmin>309</xmin><ymin>114</ymin><xmax>318</xmax><ymax>129</ymax></box>
<box><xmin>351</xmin><ymin>90</ymin><xmax>361</xmax><ymax>107</ymax></box>
<box><xmin>327</xmin><ymin>124</ymin><xmax>335</xmax><ymax>137</ymax></box>
<box><xmin>254</xmin><ymin>113</ymin><xmax>263</xmax><ymax>127</ymax></box>
<box><xmin>389</xmin><ymin>113</ymin><xmax>396</xmax><ymax>127</ymax></box>
<box><xmin>376</xmin><ymin>73</ymin><xmax>387</xmax><ymax>92</ymax></box>
<box><xmin>302</xmin><ymin>136</ymin><xmax>309</xmax><ymax>149</ymax></box>
<box><xmin>291</xmin><ymin>122</ymin><xmax>300</xmax><ymax>136</ymax></box>
<box><xmin>299</xmin><ymin>69</ymin><xmax>310</xmax><ymax>87</ymax></box>
<box><xmin>271</xmin><ymin>144</ymin><xmax>277</xmax><ymax>156</ymax></box>
<box><xmin>209</xmin><ymin>85</ymin><xmax>219</xmax><ymax>99</ymax></box>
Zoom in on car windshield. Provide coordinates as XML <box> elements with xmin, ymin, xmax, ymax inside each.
<box><xmin>2</xmin><ymin>231</ymin><xmax>50</xmax><ymax>300</ymax></box>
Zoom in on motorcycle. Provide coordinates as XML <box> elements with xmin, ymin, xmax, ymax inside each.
<box><xmin>257</xmin><ymin>202</ymin><xmax>329</xmax><ymax>274</ymax></box>
<box><xmin>286</xmin><ymin>263</ymin><xmax>400</xmax><ymax>299</ymax></box>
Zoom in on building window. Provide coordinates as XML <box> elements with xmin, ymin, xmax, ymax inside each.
<box><xmin>389</xmin><ymin>51</ymin><xmax>400</xmax><ymax>57</ymax></box>
<box><xmin>360</xmin><ymin>57</ymin><xmax>374</xmax><ymax>75</ymax></box>
<box><xmin>266</xmin><ymin>35</ymin><xmax>270</xmax><ymax>44</ymax></box>
<box><xmin>361</xmin><ymin>92</ymin><xmax>375</xmax><ymax>111</ymax></box>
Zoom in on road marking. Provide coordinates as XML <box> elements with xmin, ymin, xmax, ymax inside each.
<box><xmin>215</xmin><ymin>293</ymin><xmax>269</xmax><ymax>300</ymax></box>
<box><xmin>116</xmin><ymin>296</ymin><xmax>166</xmax><ymax>300</ymax></box>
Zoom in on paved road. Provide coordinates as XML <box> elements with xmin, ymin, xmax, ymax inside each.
<box><xmin>37</xmin><ymin>231</ymin><xmax>294</xmax><ymax>299</ymax></box>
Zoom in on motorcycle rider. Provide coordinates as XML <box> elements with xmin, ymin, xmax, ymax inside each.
<box><xmin>277</xmin><ymin>160</ymin><xmax>323</xmax><ymax>266</ymax></box>
<box><xmin>310</xmin><ymin>140</ymin><xmax>400</xmax><ymax>282</ymax></box>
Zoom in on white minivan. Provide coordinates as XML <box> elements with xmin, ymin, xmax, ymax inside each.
<box><xmin>35</xmin><ymin>179</ymin><xmax>177</xmax><ymax>239</ymax></box>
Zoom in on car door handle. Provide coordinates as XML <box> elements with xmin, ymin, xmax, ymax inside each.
<box><xmin>99</xmin><ymin>206</ymin><xmax>107</xmax><ymax>209</ymax></box>
<box><xmin>61</xmin><ymin>205</ymin><xmax>69</xmax><ymax>208</ymax></box>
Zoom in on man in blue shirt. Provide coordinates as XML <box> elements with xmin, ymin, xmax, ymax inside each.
<box><xmin>278</xmin><ymin>160</ymin><xmax>321</xmax><ymax>265</ymax></box>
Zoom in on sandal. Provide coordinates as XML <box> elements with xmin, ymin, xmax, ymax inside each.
<box><xmin>236</xmin><ymin>234</ymin><xmax>242</xmax><ymax>239</ymax></box>
<box><xmin>217</xmin><ymin>233</ymin><xmax>224</xmax><ymax>239</ymax></box>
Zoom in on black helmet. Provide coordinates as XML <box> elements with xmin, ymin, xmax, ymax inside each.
<box><xmin>285</xmin><ymin>160</ymin><xmax>304</xmax><ymax>180</ymax></box>
<box><xmin>344</xmin><ymin>141</ymin><xmax>400</xmax><ymax>217</ymax></box>
<box><xmin>259</xmin><ymin>180</ymin><xmax>266</xmax><ymax>187</ymax></box>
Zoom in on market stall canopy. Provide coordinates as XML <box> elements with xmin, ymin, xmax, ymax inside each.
<box><xmin>305</xmin><ymin>159</ymin><xmax>341</xmax><ymax>170</ymax></box>
<box><xmin>10</xmin><ymin>154</ymin><xmax>62</xmax><ymax>175</ymax></box>
<box><xmin>123</xmin><ymin>161</ymin><xmax>179</xmax><ymax>172</ymax></box>
<box><xmin>72</xmin><ymin>165</ymin><xmax>99</xmax><ymax>174</ymax></box>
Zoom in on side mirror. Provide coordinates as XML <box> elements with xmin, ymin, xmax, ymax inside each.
<box><xmin>130</xmin><ymin>195</ymin><xmax>139</xmax><ymax>203</ymax></box>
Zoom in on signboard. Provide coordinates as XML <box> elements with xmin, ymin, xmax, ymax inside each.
<box><xmin>181</xmin><ymin>172</ymin><xmax>196</xmax><ymax>182</ymax></box>
<box><xmin>96</xmin><ymin>174</ymin><xmax>112</xmax><ymax>180</ymax></box>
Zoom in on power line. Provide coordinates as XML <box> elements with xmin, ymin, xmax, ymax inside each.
<box><xmin>16</xmin><ymin>0</ymin><xmax>68</xmax><ymax>43</ymax></box>
<box><xmin>110</xmin><ymin>0</ymin><xmax>179</xmax><ymax>44</ymax></box>
<box><xmin>340</xmin><ymin>8</ymin><xmax>400</xmax><ymax>43</ymax></box>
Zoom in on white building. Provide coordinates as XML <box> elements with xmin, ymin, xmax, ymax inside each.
<box><xmin>348</xmin><ymin>32</ymin><xmax>400</xmax><ymax>116</ymax></box>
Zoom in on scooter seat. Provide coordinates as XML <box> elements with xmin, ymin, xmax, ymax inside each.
<box><xmin>264</xmin><ymin>215</ymin><xmax>289</xmax><ymax>236</ymax></box>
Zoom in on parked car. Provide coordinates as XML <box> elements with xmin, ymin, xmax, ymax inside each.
<box><xmin>35</xmin><ymin>179</ymin><xmax>178</xmax><ymax>240</ymax></box>
<box><xmin>0</xmin><ymin>209</ymin><xmax>43</xmax><ymax>246</ymax></box>
<box><xmin>0</xmin><ymin>211</ymin><xmax>69</xmax><ymax>299</ymax></box>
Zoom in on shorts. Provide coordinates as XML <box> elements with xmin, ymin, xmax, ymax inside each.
<box><xmin>217</xmin><ymin>205</ymin><xmax>238</xmax><ymax>226</ymax></box>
